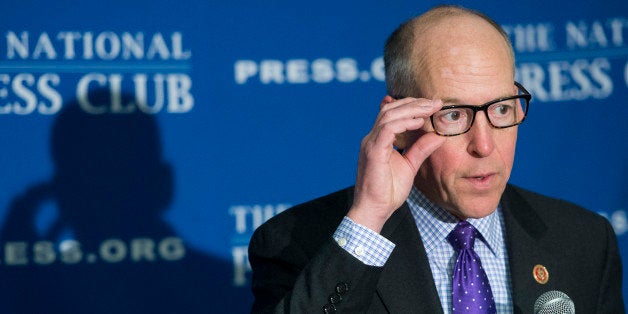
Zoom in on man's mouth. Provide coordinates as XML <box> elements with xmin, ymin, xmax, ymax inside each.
<box><xmin>464</xmin><ymin>173</ymin><xmax>496</xmax><ymax>188</ymax></box>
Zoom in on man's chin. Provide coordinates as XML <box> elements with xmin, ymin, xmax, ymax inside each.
<box><xmin>444</xmin><ymin>196</ymin><xmax>501</xmax><ymax>220</ymax></box>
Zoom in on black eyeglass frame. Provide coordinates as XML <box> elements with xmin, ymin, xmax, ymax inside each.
<box><xmin>428</xmin><ymin>81</ymin><xmax>531</xmax><ymax>137</ymax></box>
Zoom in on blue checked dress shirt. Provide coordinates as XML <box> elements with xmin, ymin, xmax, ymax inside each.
<box><xmin>333</xmin><ymin>187</ymin><xmax>513</xmax><ymax>313</ymax></box>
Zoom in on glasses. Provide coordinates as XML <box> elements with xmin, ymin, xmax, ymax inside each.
<box><xmin>428</xmin><ymin>82</ymin><xmax>531</xmax><ymax>136</ymax></box>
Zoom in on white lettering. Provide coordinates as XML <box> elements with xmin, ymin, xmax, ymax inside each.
<box><xmin>231</xmin><ymin>246</ymin><xmax>251</xmax><ymax>286</ymax></box>
<box><xmin>547</xmin><ymin>61</ymin><xmax>572</xmax><ymax>100</ymax></box>
<box><xmin>234</xmin><ymin>60</ymin><xmax>258</xmax><ymax>84</ymax></box>
<box><xmin>100</xmin><ymin>238</ymin><xmax>127</xmax><ymax>263</ymax></box>
<box><xmin>566</xmin><ymin>21</ymin><xmax>590</xmax><ymax>49</ymax></box>
<box><xmin>503</xmin><ymin>23</ymin><xmax>555</xmax><ymax>53</ymax></box>
<box><xmin>5</xmin><ymin>242</ymin><xmax>28</xmax><ymax>265</ymax></box>
<box><xmin>95</xmin><ymin>32</ymin><xmax>121</xmax><ymax>60</ymax></box>
<box><xmin>599</xmin><ymin>210</ymin><xmax>628</xmax><ymax>236</ymax></box>
<box><xmin>108</xmin><ymin>74</ymin><xmax>135</xmax><ymax>113</ymax></box>
<box><xmin>57</xmin><ymin>32</ymin><xmax>81</xmax><ymax>59</ymax></box>
<box><xmin>371</xmin><ymin>57</ymin><xmax>385</xmax><ymax>81</ymax></box>
<box><xmin>625</xmin><ymin>60</ymin><xmax>628</xmax><ymax>88</ymax></box>
<box><xmin>589</xmin><ymin>21</ymin><xmax>609</xmax><ymax>47</ymax></box>
<box><xmin>0</xmin><ymin>73</ymin><xmax>62</xmax><ymax>115</ymax></box>
<box><xmin>134</xmin><ymin>73</ymin><xmax>166</xmax><ymax>114</ymax></box>
<box><xmin>130</xmin><ymin>238</ymin><xmax>156</xmax><ymax>262</ymax></box>
<box><xmin>76</xmin><ymin>73</ymin><xmax>193</xmax><ymax>114</ymax></box>
<box><xmin>147</xmin><ymin>33</ymin><xmax>170</xmax><ymax>59</ymax></box>
<box><xmin>336</xmin><ymin>58</ymin><xmax>359</xmax><ymax>82</ymax></box>
<box><xmin>0</xmin><ymin>237</ymin><xmax>187</xmax><ymax>265</ymax></box>
<box><xmin>517</xmin><ymin>58</ymin><xmax>612</xmax><ymax>102</ymax></box>
<box><xmin>37</xmin><ymin>73</ymin><xmax>62</xmax><ymax>114</ymax></box>
<box><xmin>6</xmin><ymin>31</ymin><xmax>29</xmax><ymax>59</ymax></box>
<box><xmin>32</xmin><ymin>32</ymin><xmax>57</xmax><ymax>59</ymax></box>
<box><xmin>589</xmin><ymin>58</ymin><xmax>613</xmax><ymax>98</ymax></box>
<box><xmin>235</xmin><ymin>57</ymin><xmax>384</xmax><ymax>85</ymax></box>
<box><xmin>311</xmin><ymin>58</ymin><xmax>334</xmax><ymax>83</ymax></box>
<box><xmin>229</xmin><ymin>204</ymin><xmax>290</xmax><ymax>234</ymax></box>
<box><xmin>171</xmin><ymin>32</ymin><xmax>191</xmax><ymax>60</ymax></box>
<box><xmin>260</xmin><ymin>60</ymin><xmax>284</xmax><ymax>84</ymax></box>
<box><xmin>77</xmin><ymin>73</ymin><xmax>108</xmax><ymax>114</ymax></box>
<box><xmin>59</xmin><ymin>239</ymin><xmax>83</xmax><ymax>264</ymax></box>
<box><xmin>12</xmin><ymin>73</ymin><xmax>37</xmax><ymax>115</ymax></box>
<box><xmin>286</xmin><ymin>59</ymin><xmax>309</xmax><ymax>83</ymax></box>
<box><xmin>5</xmin><ymin>31</ymin><xmax>190</xmax><ymax>61</ymax></box>
<box><xmin>565</xmin><ymin>19</ymin><xmax>627</xmax><ymax>49</ymax></box>
<box><xmin>83</xmin><ymin>32</ymin><xmax>94</xmax><ymax>59</ymax></box>
<box><xmin>230</xmin><ymin>206</ymin><xmax>248</xmax><ymax>234</ymax></box>
<box><xmin>167</xmin><ymin>74</ymin><xmax>194</xmax><ymax>113</ymax></box>
<box><xmin>121</xmin><ymin>32</ymin><xmax>144</xmax><ymax>60</ymax></box>
<box><xmin>33</xmin><ymin>241</ymin><xmax>56</xmax><ymax>265</ymax></box>
<box><xmin>611</xmin><ymin>210</ymin><xmax>628</xmax><ymax>235</ymax></box>
<box><xmin>607</xmin><ymin>18</ymin><xmax>627</xmax><ymax>46</ymax></box>
<box><xmin>0</xmin><ymin>74</ymin><xmax>10</xmax><ymax>114</ymax></box>
<box><xmin>158</xmin><ymin>237</ymin><xmax>186</xmax><ymax>261</ymax></box>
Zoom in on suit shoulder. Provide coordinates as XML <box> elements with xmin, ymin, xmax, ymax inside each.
<box><xmin>264</xmin><ymin>187</ymin><xmax>353</xmax><ymax>227</ymax></box>
<box><xmin>249</xmin><ymin>187</ymin><xmax>354</xmax><ymax>253</ymax></box>
<box><xmin>505</xmin><ymin>184</ymin><xmax>607</xmax><ymax>226</ymax></box>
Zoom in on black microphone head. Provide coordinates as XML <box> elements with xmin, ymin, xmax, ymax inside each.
<box><xmin>534</xmin><ymin>290</ymin><xmax>575</xmax><ymax>314</ymax></box>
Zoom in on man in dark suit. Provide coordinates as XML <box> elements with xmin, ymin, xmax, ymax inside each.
<box><xmin>249</xmin><ymin>5</ymin><xmax>624</xmax><ymax>313</ymax></box>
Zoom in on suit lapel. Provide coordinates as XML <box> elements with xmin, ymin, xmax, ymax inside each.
<box><xmin>501</xmin><ymin>185</ymin><xmax>559</xmax><ymax>313</ymax></box>
<box><xmin>365</xmin><ymin>185</ymin><xmax>561</xmax><ymax>312</ymax></box>
<box><xmin>375</xmin><ymin>204</ymin><xmax>443</xmax><ymax>313</ymax></box>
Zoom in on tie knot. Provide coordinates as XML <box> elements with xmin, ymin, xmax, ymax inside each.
<box><xmin>447</xmin><ymin>221</ymin><xmax>478</xmax><ymax>250</ymax></box>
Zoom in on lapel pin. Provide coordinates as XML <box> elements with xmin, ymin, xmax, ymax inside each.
<box><xmin>533</xmin><ymin>264</ymin><xmax>549</xmax><ymax>284</ymax></box>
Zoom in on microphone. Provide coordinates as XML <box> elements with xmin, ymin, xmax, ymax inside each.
<box><xmin>534</xmin><ymin>291</ymin><xmax>575</xmax><ymax>314</ymax></box>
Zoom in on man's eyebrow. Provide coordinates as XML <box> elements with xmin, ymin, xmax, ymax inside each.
<box><xmin>441</xmin><ymin>93</ymin><xmax>516</xmax><ymax>105</ymax></box>
<box><xmin>441</xmin><ymin>97</ymin><xmax>460</xmax><ymax>104</ymax></box>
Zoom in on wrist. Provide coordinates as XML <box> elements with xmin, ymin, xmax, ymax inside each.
<box><xmin>346</xmin><ymin>205</ymin><xmax>390</xmax><ymax>233</ymax></box>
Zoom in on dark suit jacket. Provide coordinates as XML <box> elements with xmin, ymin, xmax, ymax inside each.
<box><xmin>249</xmin><ymin>185</ymin><xmax>624</xmax><ymax>313</ymax></box>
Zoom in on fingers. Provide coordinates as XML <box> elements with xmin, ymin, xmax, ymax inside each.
<box><xmin>357</xmin><ymin>96</ymin><xmax>444</xmax><ymax>182</ymax></box>
<box><xmin>374</xmin><ymin>96</ymin><xmax>447</xmax><ymax>174</ymax></box>
<box><xmin>368</xmin><ymin>97</ymin><xmax>442</xmax><ymax>152</ymax></box>
<box><xmin>349</xmin><ymin>96</ymin><xmax>445</xmax><ymax>232</ymax></box>
<box><xmin>403</xmin><ymin>131</ymin><xmax>446</xmax><ymax>172</ymax></box>
<box><xmin>369</xmin><ymin>114</ymin><xmax>426</xmax><ymax>154</ymax></box>
<box><xmin>377</xmin><ymin>97</ymin><xmax>442</xmax><ymax>126</ymax></box>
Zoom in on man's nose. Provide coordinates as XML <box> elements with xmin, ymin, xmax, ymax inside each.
<box><xmin>466</xmin><ymin>112</ymin><xmax>495</xmax><ymax>158</ymax></box>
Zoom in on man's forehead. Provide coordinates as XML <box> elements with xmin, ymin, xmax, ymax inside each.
<box><xmin>411</xmin><ymin>16</ymin><xmax>514</xmax><ymax>92</ymax></box>
<box><xmin>416</xmin><ymin>14</ymin><xmax>504</xmax><ymax>48</ymax></box>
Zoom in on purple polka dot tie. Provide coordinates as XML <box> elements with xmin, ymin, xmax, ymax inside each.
<box><xmin>447</xmin><ymin>221</ymin><xmax>496</xmax><ymax>313</ymax></box>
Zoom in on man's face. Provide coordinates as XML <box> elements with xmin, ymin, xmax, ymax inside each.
<box><xmin>413</xmin><ymin>16</ymin><xmax>517</xmax><ymax>219</ymax></box>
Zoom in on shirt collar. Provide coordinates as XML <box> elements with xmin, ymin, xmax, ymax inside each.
<box><xmin>407</xmin><ymin>186</ymin><xmax>502</xmax><ymax>257</ymax></box>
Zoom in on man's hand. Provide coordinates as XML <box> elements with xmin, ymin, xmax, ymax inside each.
<box><xmin>347</xmin><ymin>96</ymin><xmax>445</xmax><ymax>233</ymax></box>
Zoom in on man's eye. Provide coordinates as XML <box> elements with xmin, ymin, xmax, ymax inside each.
<box><xmin>492</xmin><ymin>104</ymin><xmax>512</xmax><ymax>116</ymax></box>
<box><xmin>446</xmin><ymin>111</ymin><xmax>460</xmax><ymax>121</ymax></box>
<box><xmin>442</xmin><ymin>109</ymin><xmax>465</xmax><ymax>122</ymax></box>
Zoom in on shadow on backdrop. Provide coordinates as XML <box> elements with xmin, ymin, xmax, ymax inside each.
<box><xmin>0</xmin><ymin>90</ymin><xmax>251</xmax><ymax>313</ymax></box>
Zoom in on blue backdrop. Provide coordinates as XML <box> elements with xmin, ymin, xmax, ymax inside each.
<box><xmin>1</xmin><ymin>0</ymin><xmax>627</xmax><ymax>312</ymax></box>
